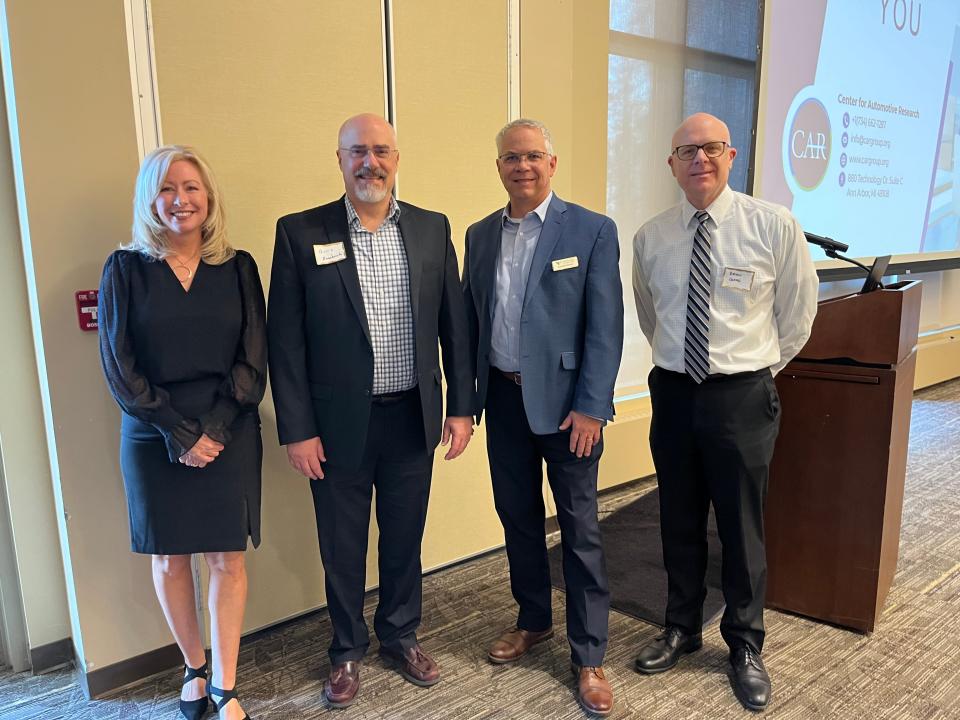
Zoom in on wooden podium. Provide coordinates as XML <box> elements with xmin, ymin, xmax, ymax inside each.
<box><xmin>765</xmin><ymin>280</ymin><xmax>922</xmax><ymax>632</ymax></box>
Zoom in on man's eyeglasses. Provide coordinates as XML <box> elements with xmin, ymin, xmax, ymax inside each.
<box><xmin>672</xmin><ymin>141</ymin><xmax>728</xmax><ymax>161</ymax></box>
<box><xmin>498</xmin><ymin>151</ymin><xmax>551</xmax><ymax>166</ymax></box>
<box><xmin>340</xmin><ymin>145</ymin><xmax>397</xmax><ymax>160</ymax></box>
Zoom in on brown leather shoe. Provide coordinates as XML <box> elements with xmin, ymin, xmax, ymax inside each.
<box><xmin>324</xmin><ymin>660</ymin><xmax>360</xmax><ymax>708</ymax></box>
<box><xmin>573</xmin><ymin>665</ymin><xmax>613</xmax><ymax>716</ymax></box>
<box><xmin>487</xmin><ymin>626</ymin><xmax>555</xmax><ymax>664</ymax></box>
<box><xmin>380</xmin><ymin>644</ymin><xmax>441</xmax><ymax>687</ymax></box>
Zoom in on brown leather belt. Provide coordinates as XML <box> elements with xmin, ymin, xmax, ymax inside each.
<box><xmin>497</xmin><ymin>369</ymin><xmax>522</xmax><ymax>386</ymax></box>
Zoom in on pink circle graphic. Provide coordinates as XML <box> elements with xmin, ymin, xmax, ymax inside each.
<box><xmin>788</xmin><ymin>99</ymin><xmax>831</xmax><ymax>191</ymax></box>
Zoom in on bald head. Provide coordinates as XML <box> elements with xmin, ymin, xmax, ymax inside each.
<box><xmin>670</xmin><ymin>112</ymin><xmax>731</xmax><ymax>150</ymax></box>
<box><xmin>338</xmin><ymin>113</ymin><xmax>398</xmax><ymax>148</ymax></box>
<box><xmin>668</xmin><ymin>112</ymin><xmax>737</xmax><ymax>210</ymax></box>
<box><xmin>336</xmin><ymin>113</ymin><xmax>400</xmax><ymax>207</ymax></box>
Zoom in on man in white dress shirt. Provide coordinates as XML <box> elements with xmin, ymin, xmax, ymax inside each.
<box><xmin>632</xmin><ymin>112</ymin><xmax>818</xmax><ymax>711</ymax></box>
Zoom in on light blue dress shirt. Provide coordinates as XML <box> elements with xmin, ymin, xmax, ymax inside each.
<box><xmin>489</xmin><ymin>192</ymin><xmax>554</xmax><ymax>372</ymax></box>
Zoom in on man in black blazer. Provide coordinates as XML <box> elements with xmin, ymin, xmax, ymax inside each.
<box><xmin>267</xmin><ymin>113</ymin><xmax>474</xmax><ymax>708</ymax></box>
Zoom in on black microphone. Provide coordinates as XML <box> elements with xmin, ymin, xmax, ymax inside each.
<box><xmin>804</xmin><ymin>232</ymin><xmax>849</xmax><ymax>253</ymax></box>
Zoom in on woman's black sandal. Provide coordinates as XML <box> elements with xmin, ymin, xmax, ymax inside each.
<box><xmin>209</xmin><ymin>683</ymin><xmax>251</xmax><ymax>720</ymax></box>
<box><xmin>179</xmin><ymin>663</ymin><xmax>209</xmax><ymax>720</ymax></box>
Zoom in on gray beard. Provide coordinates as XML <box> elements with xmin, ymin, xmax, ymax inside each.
<box><xmin>354</xmin><ymin>184</ymin><xmax>389</xmax><ymax>203</ymax></box>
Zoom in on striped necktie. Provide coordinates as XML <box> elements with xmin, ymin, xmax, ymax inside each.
<box><xmin>684</xmin><ymin>210</ymin><xmax>712</xmax><ymax>383</ymax></box>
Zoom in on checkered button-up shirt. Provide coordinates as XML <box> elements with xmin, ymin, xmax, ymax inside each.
<box><xmin>345</xmin><ymin>196</ymin><xmax>417</xmax><ymax>394</ymax></box>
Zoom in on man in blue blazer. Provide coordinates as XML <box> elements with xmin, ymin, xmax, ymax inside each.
<box><xmin>462</xmin><ymin>118</ymin><xmax>624</xmax><ymax>716</ymax></box>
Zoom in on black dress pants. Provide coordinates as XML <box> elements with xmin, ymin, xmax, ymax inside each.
<box><xmin>485</xmin><ymin>368</ymin><xmax>610</xmax><ymax>667</ymax></box>
<box><xmin>648</xmin><ymin>366</ymin><xmax>780</xmax><ymax>653</ymax></box>
<box><xmin>309</xmin><ymin>388</ymin><xmax>433</xmax><ymax>664</ymax></box>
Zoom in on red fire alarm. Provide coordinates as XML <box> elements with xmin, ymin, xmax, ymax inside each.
<box><xmin>75</xmin><ymin>290</ymin><xmax>98</xmax><ymax>331</ymax></box>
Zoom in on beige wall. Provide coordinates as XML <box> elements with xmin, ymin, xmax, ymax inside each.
<box><xmin>0</xmin><ymin>0</ymin><xmax>955</xmax><ymax>688</ymax></box>
<box><xmin>913</xmin><ymin>269</ymin><xmax>960</xmax><ymax>388</ymax></box>
<box><xmin>916</xmin><ymin>325</ymin><xmax>960</xmax><ymax>389</ymax></box>
<box><xmin>521</xmin><ymin>0</ymin><xmax>609</xmax><ymax>213</ymax></box>
<box><xmin>393</xmin><ymin>0</ymin><xmax>509</xmax><ymax>241</ymax></box>
<box><xmin>150</xmin><ymin>0</ymin><xmax>643</xmax><ymax>641</ymax></box>
<box><xmin>151</xmin><ymin>0</ymin><xmax>388</xmax><ymax>630</ymax></box>
<box><xmin>0</xmin><ymin>54</ymin><xmax>69</xmax><ymax>652</ymax></box>
<box><xmin>151</xmin><ymin>0</ymin><xmax>521</xmax><ymax>626</ymax></box>
<box><xmin>392</xmin><ymin>0</ymin><xmax>513</xmax><ymax>568</ymax></box>
<box><xmin>2</xmin><ymin>0</ymin><xmax>171</xmax><ymax>670</ymax></box>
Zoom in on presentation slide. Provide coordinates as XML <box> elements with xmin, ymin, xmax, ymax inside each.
<box><xmin>755</xmin><ymin>0</ymin><xmax>960</xmax><ymax>261</ymax></box>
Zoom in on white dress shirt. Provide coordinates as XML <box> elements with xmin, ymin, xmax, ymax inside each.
<box><xmin>632</xmin><ymin>185</ymin><xmax>818</xmax><ymax>376</ymax></box>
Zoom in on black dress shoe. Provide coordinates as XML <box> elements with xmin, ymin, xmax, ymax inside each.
<box><xmin>635</xmin><ymin>626</ymin><xmax>702</xmax><ymax>674</ymax></box>
<box><xmin>729</xmin><ymin>646</ymin><xmax>771</xmax><ymax>711</ymax></box>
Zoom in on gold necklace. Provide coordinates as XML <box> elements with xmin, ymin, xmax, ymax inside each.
<box><xmin>169</xmin><ymin>248</ymin><xmax>200</xmax><ymax>284</ymax></box>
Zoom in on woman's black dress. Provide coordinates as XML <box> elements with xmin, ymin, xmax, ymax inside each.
<box><xmin>98</xmin><ymin>249</ymin><xmax>267</xmax><ymax>555</ymax></box>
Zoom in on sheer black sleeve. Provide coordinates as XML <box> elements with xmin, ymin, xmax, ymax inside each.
<box><xmin>97</xmin><ymin>251</ymin><xmax>202</xmax><ymax>462</ymax></box>
<box><xmin>197</xmin><ymin>250</ymin><xmax>268</xmax><ymax>444</ymax></box>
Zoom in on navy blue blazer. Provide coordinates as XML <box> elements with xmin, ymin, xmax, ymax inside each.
<box><xmin>462</xmin><ymin>195</ymin><xmax>624</xmax><ymax>434</ymax></box>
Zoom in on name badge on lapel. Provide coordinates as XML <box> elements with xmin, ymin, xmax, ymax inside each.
<box><xmin>314</xmin><ymin>242</ymin><xmax>347</xmax><ymax>266</ymax></box>
<box><xmin>551</xmin><ymin>256</ymin><xmax>579</xmax><ymax>272</ymax></box>
<box><xmin>721</xmin><ymin>267</ymin><xmax>755</xmax><ymax>291</ymax></box>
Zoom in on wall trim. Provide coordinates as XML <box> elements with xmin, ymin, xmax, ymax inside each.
<box><xmin>123</xmin><ymin>0</ymin><xmax>162</xmax><ymax>158</ymax></box>
<box><xmin>508</xmin><ymin>0</ymin><xmax>520</xmax><ymax>119</ymax></box>
<box><xmin>29</xmin><ymin>637</ymin><xmax>72</xmax><ymax>674</ymax></box>
<box><xmin>381</xmin><ymin>0</ymin><xmax>397</xmax><ymax>197</ymax></box>
<box><xmin>79</xmin><ymin>641</ymin><xmax>181</xmax><ymax>699</ymax></box>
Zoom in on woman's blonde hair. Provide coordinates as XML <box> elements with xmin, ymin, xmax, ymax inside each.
<box><xmin>127</xmin><ymin>144</ymin><xmax>234</xmax><ymax>264</ymax></box>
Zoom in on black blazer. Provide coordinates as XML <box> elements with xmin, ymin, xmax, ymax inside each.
<box><xmin>267</xmin><ymin>197</ymin><xmax>473</xmax><ymax>470</ymax></box>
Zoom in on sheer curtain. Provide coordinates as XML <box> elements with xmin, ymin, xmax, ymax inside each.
<box><xmin>608</xmin><ymin>0</ymin><xmax>760</xmax><ymax>394</ymax></box>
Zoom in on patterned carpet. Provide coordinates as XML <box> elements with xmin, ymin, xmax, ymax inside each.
<box><xmin>2</xmin><ymin>379</ymin><xmax>959</xmax><ymax>719</ymax></box>
<box><xmin>548</xmin><ymin>486</ymin><xmax>725</xmax><ymax>627</ymax></box>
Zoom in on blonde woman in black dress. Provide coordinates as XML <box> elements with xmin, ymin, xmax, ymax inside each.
<box><xmin>98</xmin><ymin>145</ymin><xmax>265</xmax><ymax>720</ymax></box>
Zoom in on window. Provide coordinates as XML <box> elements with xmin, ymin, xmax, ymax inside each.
<box><xmin>608</xmin><ymin>0</ymin><xmax>761</xmax><ymax>393</ymax></box>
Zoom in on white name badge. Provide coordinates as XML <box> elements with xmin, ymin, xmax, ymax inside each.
<box><xmin>551</xmin><ymin>256</ymin><xmax>579</xmax><ymax>272</ymax></box>
<box><xmin>314</xmin><ymin>242</ymin><xmax>347</xmax><ymax>265</ymax></box>
<box><xmin>721</xmin><ymin>267</ymin><xmax>755</xmax><ymax>291</ymax></box>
